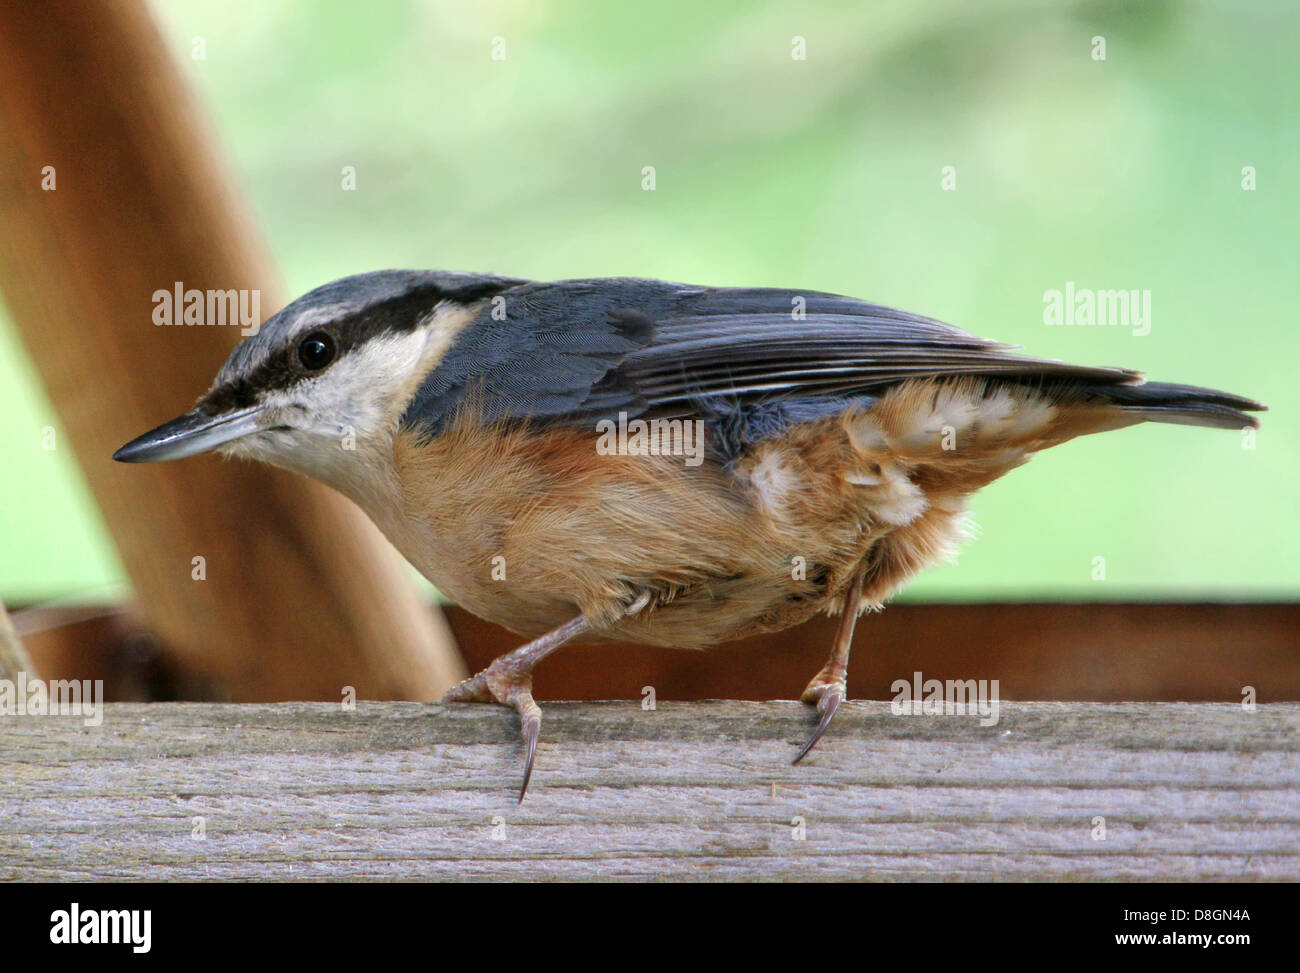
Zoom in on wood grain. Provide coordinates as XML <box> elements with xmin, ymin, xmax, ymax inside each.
<box><xmin>0</xmin><ymin>0</ymin><xmax>464</xmax><ymax>700</ymax></box>
<box><xmin>2</xmin><ymin>701</ymin><xmax>1295</xmax><ymax>880</ymax></box>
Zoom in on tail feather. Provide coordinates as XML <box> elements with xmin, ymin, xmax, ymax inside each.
<box><xmin>1079</xmin><ymin>380</ymin><xmax>1265</xmax><ymax>430</ymax></box>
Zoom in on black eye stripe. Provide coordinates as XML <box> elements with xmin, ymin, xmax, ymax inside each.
<box><xmin>199</xmin><ymin>283</ymin><xmax>507</xmax><ymax>414</ymax></box>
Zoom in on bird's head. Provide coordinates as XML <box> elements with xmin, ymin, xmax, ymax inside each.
<box><xmin>113</xmin><ymin>269</ymin><xmax>517</xmax><ymax>496</ymax></box>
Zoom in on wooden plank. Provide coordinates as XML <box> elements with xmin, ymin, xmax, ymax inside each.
<box><xmin>0</xmin><ymin>0</ymin><xmax>465</xmax><ymax>701</ymax></box>
<box><xmin>2</xmin><ymin>701</ymin><xmax>1296</xmax><ymax>880</ymax></box>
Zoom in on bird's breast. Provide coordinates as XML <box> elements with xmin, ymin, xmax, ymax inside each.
<box><xmin>373</xmin><ymin>379</ymin><xmax>1074</xmax><ymax>646</ymax></box>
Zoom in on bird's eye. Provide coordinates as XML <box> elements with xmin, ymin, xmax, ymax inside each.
<box><xmin>297</xmin><ymin>331</ymin><xmax>336</xmax><ymax>370</ymax></box>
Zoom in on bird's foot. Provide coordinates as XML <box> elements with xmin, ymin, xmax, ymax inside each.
<box><xmin>442</xmin><ymin>660</ymin><xmax>543</xmax><ymax>802</ymax></box>
<box><xmin>793</xmin><ymin>664</ymin><xmax>847</xmax><ymax>764</ymax></box>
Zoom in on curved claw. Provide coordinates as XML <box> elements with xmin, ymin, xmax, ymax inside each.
<box><xmin>518</xmin><ymin>714</ymin><xmax>541</xmax><ymax>803</ymax></box>
<box><xmin>793</xmin><ymin>689</ymin><xmax>843</xmax><ymax>765</ymax></box>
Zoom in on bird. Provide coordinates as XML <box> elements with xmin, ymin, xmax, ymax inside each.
<box><xmin>114</xmin><ymin>269</ymin><xmax>1264</xmax><ymax>799</ymax></box>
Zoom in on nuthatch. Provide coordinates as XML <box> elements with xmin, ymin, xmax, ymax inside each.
<box><xmin>115</xmin><ymin>270</ymin><xmax>1265</xmax><ymax>798</ymax></box>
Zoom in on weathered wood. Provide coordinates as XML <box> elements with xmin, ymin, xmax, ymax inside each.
<box><xmin>0</xmin><ymin>0</ymin><xmax>464</xmax><ymax>700</ymax></box>
<box><xmin>2</xmin><ymin>701</ymin><xmax>1296</xmax><ymax>881</ymax></box>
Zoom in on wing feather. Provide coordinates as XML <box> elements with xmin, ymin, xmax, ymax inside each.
<box><xmin>401</xmin><ymin>277</ymin><xmax>1141</xmax><ymax>434</ymax></box>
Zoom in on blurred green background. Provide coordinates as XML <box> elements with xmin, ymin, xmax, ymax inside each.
<box><xmin>2</xmin><ymin>0</ymin><xmax>1295</xmax><ymax>604</ymax></box>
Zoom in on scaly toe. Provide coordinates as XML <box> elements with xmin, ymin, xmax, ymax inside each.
<box><xmin>440</xmin><ymin>672</ymin><xmax>493</xmax><ymax>704</ymax></box>
<box><xmin>438</xmin><ymin>663</ymin><xmax>546</xmax><ymax>799</ymax></box>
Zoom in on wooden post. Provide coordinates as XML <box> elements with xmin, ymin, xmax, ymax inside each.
<box><xmin>0</xmin><ymin>0</ymin><xmax>465</xmax><ymax>700</ymax></box>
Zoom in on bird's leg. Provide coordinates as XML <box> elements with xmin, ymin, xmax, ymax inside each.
<box><xmin>441</xmin><ymin>614</ymin><xmax>588</xmax><ymax>801</ymax></box>
<box><xmin>793</xmin><ymin>572</ymin><xmax>866</xmax><ymax>764</ymax></box>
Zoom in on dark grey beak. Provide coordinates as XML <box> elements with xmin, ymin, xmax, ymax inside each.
<box><xmin>113</xmin><ymin>405</ymin><xmax>264</xmax><ymax>463</ymax></box>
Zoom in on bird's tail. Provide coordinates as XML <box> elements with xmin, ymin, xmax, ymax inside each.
<box><xmin>1077</xmin><ymin>380</ymin><xmax>1265</xmax><ymax>430</ymax></box>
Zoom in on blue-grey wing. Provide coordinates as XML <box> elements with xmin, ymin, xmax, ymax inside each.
<box><xmin>399</xmin><ymin>276</ymin><xmax>1140</xmax><ymax>438</ymax></box>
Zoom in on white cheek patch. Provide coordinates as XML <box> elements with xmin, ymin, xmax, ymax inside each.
<box><xmin>232</xmin><ymin>329</ymin><xmax>433</xmax><ymax>491</ymax></box>
<box><xmin>219</xmin><ymin>305</ymin><xmax>477</xmax><ymax>495</ymax></box>
<box><xmin>264</xmin><ymin>330</ymin><xmax>430</xmax><ymax>433</ymax></box>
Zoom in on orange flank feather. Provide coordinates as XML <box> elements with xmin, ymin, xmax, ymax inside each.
<box><xmin>376</xmin><ymin>377</ymin><xmax>1127</xmax><ymax>649</ymax></box>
